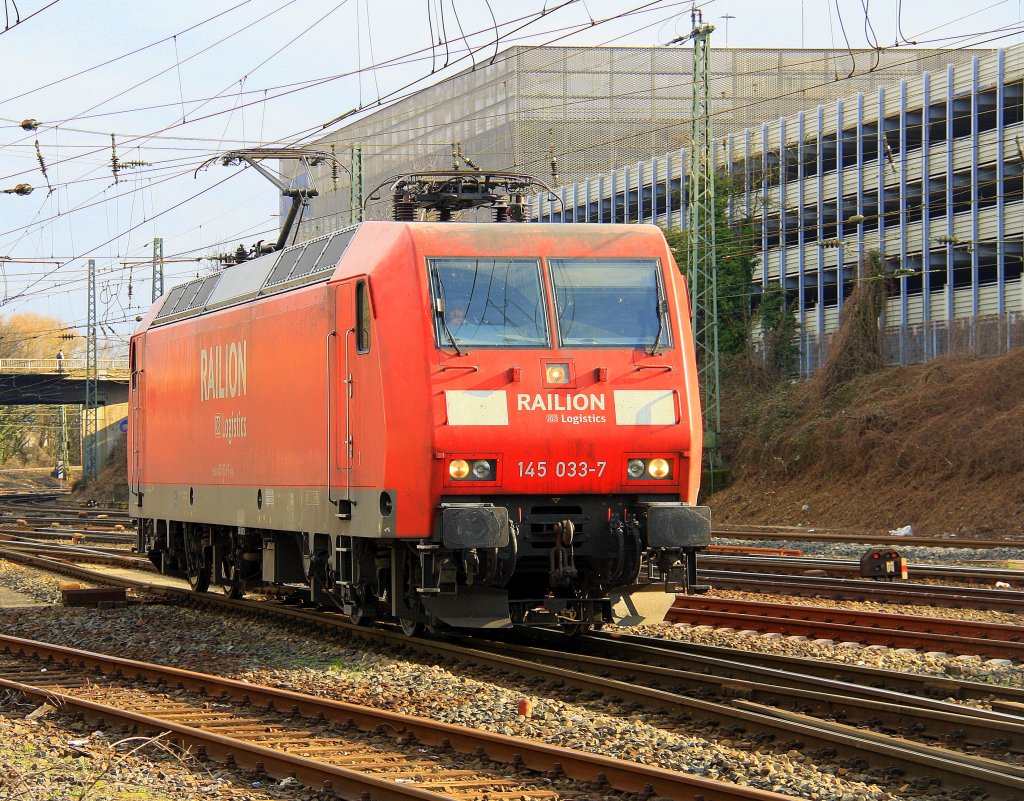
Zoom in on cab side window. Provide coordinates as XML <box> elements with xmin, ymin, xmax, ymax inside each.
<box><xmin>356</xmin><ymin>281</ymin><xmax>371</xmax><ymax>353</ymax></box>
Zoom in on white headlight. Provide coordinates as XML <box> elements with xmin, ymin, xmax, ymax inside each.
<box><xmin>647</xmin><ymin>458</ymin><xmax>671</xmax><ymax>479</ymax></box>
<box><xmin>545</xmin><ymin>362</ymin><xmax>570</xmax><ymax>384</ymax></box>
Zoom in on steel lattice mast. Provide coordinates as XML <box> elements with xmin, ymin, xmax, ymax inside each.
<box><xmin>84</xmin><ymin>259</ymin><xmax>99</xmax><ymax>479</ymax></box>
<box><xmin>151</xmin><ymin>237</ymin><xmax>164</xmax><ymax>302</ymax></box>
<box><xmin>349</xmin><ymin>144</ymin><xmax>364</xmax><ymax>224</ymax></box>
<box><xmin>684</xmin><ymin>10</ymin><xmax>722</xmax><ymax>486</ymax></box>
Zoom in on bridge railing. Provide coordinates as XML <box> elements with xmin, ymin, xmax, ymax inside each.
<box><xmin>0</xmin><ymin>357</ymin><xmax>129</xmax><ymax>374</ymax></box>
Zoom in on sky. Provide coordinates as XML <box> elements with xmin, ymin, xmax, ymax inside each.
<box><xmin>0</xmin><ymin>0</ymin><xmax>1022</xmax><ymax>354</ymax></box>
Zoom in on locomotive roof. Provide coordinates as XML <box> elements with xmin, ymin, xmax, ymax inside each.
<box><xmin>148</xmin><ymin>221</ymin><xmax>670</xmax><ymax>329</ymax></box>
<box><xmin>150</xmin><ymin>224</ymin><xmax>360</xmax><ymax>326</ymax></box>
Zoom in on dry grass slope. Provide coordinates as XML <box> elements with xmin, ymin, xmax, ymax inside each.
<box><xmin>710</xmin><ymin>346</ymin><xmax>1024</xmax><ymax>535</ymax></box>
<box><xmin>73</xmin><ymin>436</ymin><xmax>128</xmax><ymax>506</ymax></box>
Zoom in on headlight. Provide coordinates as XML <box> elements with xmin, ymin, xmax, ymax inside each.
<box><xmin>626</xmin><ymin>457</ymin><xmax>673</xmax><ymax>480</ymax></box>
<box><xmin>448</xmin><ymin>458</ymin><xmax>497</xmax><ymax>481</ymax></box>
<box><xmin>545</xmin><ymin>362</ymin><xmax>570</xmax><ymax>384</ymax></box>
<box><xmin>647</xmin><ymin>458</ymin><xmax>671</xmax><ymax>479</ymax></box>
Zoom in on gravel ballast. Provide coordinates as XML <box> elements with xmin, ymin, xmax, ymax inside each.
<box><xmin>3</xmin><ymin>557</ymin><xmax>1024</xmax><ymax>800</ymax></box>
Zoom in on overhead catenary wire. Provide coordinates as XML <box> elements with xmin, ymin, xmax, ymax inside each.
<box><xmin>0</xmin><ymin>0</ymin><xmax>60</xmax><ymax>37</ymax></box>
<box><xmin>2</xmin><ymin>33</ymin><xmax>1007</xmax><ymax>268</ymax></box>
<box><xmin>0</xmin><ymin>0</ymin><xmax>672</xmax><ymax>248</ymax></box>
<box><xmin>0</xmin><ymin>9</ymin><xmax>1007</xmax><ymax>238</ymax></box>
<box><xmin>4</xmin><ymin>0</ymin><xmax>1019</xmax><ymax>317</ymax></box>
<box><xmin>0</xmin><ymin>1</ymin><xmax>597</xmax><ymax>185</ymax></box>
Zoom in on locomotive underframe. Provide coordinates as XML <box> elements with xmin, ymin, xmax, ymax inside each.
<box><xmin>137</xmin><ymin>491</ymin><xmax>709</xmax><ymax>630</ymax></box>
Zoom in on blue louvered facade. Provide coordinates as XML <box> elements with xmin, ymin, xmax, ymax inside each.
<box><xmin>535</xmin><ymin>46</ymin><xmax>1024</xmax><ymax>372</ymax></box>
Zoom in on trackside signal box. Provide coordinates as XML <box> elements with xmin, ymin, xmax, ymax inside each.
<box><xmin>860</xmin><ymin>548</ymin><xmax>907</xmax><ymax>580</ymax></box>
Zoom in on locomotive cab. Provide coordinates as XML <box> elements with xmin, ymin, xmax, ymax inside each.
<box><xmin>397</xmin><ymin>237</ymin><xmax>711</xmax><ymax>630</ymax></box>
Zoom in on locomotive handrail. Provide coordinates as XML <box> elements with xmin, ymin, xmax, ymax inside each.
<box><xmin>635</xmin><ymin>363</ymin><xmax>674</xmax><ymax>371</ymax></box>
<box><xmin>439</xmin><ymin>364</ymin><xmax>479</xmax><ymax>372</ymax></box>
<box><xmin>326</xmin><ymin>329</ymin><xmax>337</xmax><ymax>508</ymax></box>
<box><xmin>343</xmin><ymin>327</ymin><xmax>355</xmax><ymax>506</ymax></box>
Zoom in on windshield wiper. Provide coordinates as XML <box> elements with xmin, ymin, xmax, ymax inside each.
<box><xmin>648</xmin><ymin>296</ymin><xmax>667</xmax><ymax>356</ymax></box>
<box><xmin>432</xmin><ymin>271</ymin><xmax>466</xmax><ymax>356</ymax></box>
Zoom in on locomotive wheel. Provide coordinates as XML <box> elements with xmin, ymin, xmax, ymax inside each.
<box><xmin>220</xmin><ymin>560</ymin><xmax>244</xmax><ymax>600</ymax></box>
<box><xmin>348</xmin><ymin>585</ymin><xmax>377</xmax><ymax>627</ymax></box>
<box><xmin>307</xmin><ymin>553</ymin><xmax>333</xmax><ymax>609</ymax></box>
<box><xmin>398</xmin><ymin>547</ymin><xmax>426</xmax><ymax>637</ymax></box>
<box><xmin>184</xmin><ymin>537</ymin><xmax>210</xmax><ymax>593</ymax></box>
<box><xmin>186</xmin><ymin>565</ymin><xmax>210</xmax><ymax>593</ymax></box>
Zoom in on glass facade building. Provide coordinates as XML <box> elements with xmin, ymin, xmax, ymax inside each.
<box><xmin>288</xmin><ymin>45</ymin><xmax>962</xmax><ymax>240</ymax></box>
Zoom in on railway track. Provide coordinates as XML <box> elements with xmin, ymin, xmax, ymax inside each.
<box><xmin>713</xmin><ymin>524</ymin><xmax>1024</xmax><ymax>550</ymax></box>
<box><xmin>700</xmin><ymin>553</ymin><xmax>1024</xmax><ymax>585</ymax></box>
<box><xmin>5</xmin><ymin>541</ymin><xmax>1023</xmax><ymax>662</ymax></box>
<box><xmin>700</xmin><ymin>569</ymin><xmax>1024</xmax><ymax>612</ymax></box>
<box><xmin>458</xmin><ymin>632</ymin><xmax>1024</xmax><ymax>792</ymax></box>
<box><xmin>0</xmin><ymin>537</ymin><xmax>151</xmax><ymax>568</ymax></box>
<box><xmin>668</xmin><ymin>595</ymin><xmax>1024</xmax><ymax>658</ymax></box>
<box><xmin>0</xmin><ymin>635</ymin><xmax>794</xmax><ymax>801</ymax></box>
<box><xmin>4</xmin><ymin>550</ymin><xmax>1024</xmax><ymax>798</ymax></box>
<box><xmin>0</xmin><ymin>526</ymin><xmax>136</xmax><ymax>545</ymax></box>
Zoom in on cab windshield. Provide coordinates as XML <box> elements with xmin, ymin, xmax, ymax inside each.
<box><xmin>549</xmin><ymin>258</ymin><xmax>670</xmax><ymax>348</ymax></box>
<box><xmin>429</xmin><ymin>258</ymin><xmax>549</xmax><ymax>348</ymax></box>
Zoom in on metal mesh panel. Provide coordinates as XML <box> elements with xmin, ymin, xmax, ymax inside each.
<box><xmin>155</xmin><ymin>285</ymin><xmax>187</xmax><ymax>318</ymax></box>
<box><xmin>187</xmin><ymin>275</ymin><xmax>220</xmax><ymax>310</ymax></box>
<box><xmin>265</xmin><ymin>247</ymin><xmax>303</xmax><ymax>286</ymax></box>
<box><xmin>174</xmin><ymin>280</ymin><xmax>204</xmax><ymax>314</ymax></box>
<box><xmin>312</xmin><ymin>228</ymin><xmax>357</xmax><ymax>272</ymax></box>
<box><xmin>290</xmin><ymin>237</ymin><xmax>330</xmax><ymax>279</ymax></box>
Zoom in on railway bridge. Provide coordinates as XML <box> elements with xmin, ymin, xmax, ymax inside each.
<box><xmin>0</xmin><ymin>358</ymin><xmax>130</xmax><ymax>470</ymax></box>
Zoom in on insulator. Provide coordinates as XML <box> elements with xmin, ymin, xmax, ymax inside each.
<box><xmin>20</xmin><ymin>119</ymin><xmax>39</xmax><ymax>131</ymax></box>
<box><xmin>393</xmin><ymin>200</ymin><xmax>416</xmax><ymax>221</ymax></box>
<box><xmin>493</xmin><ymin>205</ymin><xmax>509</xmax><ymax>223</ymax></box>
<box><xmin>438</xmin><ymin>208</ymin><xmax>453</xmax><ymax>222</ymax></box>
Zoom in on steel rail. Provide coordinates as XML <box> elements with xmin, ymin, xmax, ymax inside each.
<box><xmin>0</xmin><ymin>538</ymin><xmax>150</xmax><ymax>568</ymax></box>
<box><xmin>668</xmin><ymin>595</ymin><xmax>1024</xmax><ymax>658</ymax></box>
<box><xmin>581</xmin><ymin>630</ymin><xmax>1024</xmax><ymax>705</ymax></box>
<box><xmin>463</xmin><ymin>632</ymin><xmax>1024</xmax><ymax>753</ymax></box>
<box><xmin>0</xmin><ymin>527</ymin><xmax>136</xmax><ymax>543</ymax></box>
<box><xmin>7</xmin><ymin>550</ymin><xmax>1024</xmax><ymax>794</ymax></box>
<box><xmin>5</xmin><ymin>546</ymin><xmax>1023</xmax><ymax>707</ymax></box>
<box><xmin>699</xmin><ymin>553</ymin><xmax>1024</xmax><ymax>584</ymax></box>
<box><xmin>713</xmin><ymin>525</ymin><xmax>1023</xmax><ymax>550</ymax></box>
<box><xmin>0</xmin><ymin>548</ymin><xmax>154</xmax><ymax>587</ymax></box>
<box><xmin>7</xmin><ymin>517</ymin><xmax>133</xmax><ymax>526</ymax></box>
<box><xmin>0</xmin><ymin>635</ymin><xmax>797</xmax><ymax>801</ymax></box>
<box><xmin>700</xmin><ymin>570</ymin><xmax>1024</xmax><ymax>612</ymax></box>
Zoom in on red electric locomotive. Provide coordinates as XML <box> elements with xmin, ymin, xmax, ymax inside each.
<box><xmin>129</xmin><ymin>172</ymin><xmax>710</xmax><ymax>632</ymax></box>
